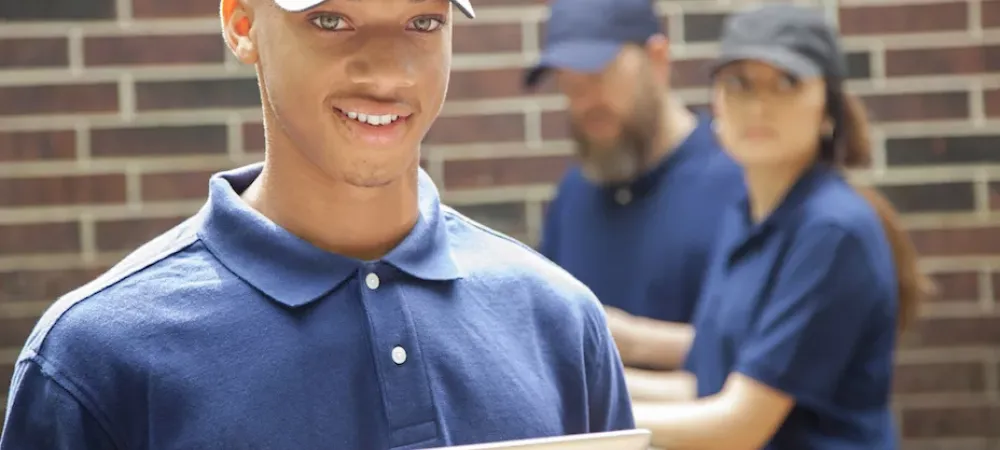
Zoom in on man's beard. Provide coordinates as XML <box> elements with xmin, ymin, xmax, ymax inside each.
<box><xmin>570</xmin><ymin>98</ymin><xmax>662</xmax><ymax>186</ymax></box>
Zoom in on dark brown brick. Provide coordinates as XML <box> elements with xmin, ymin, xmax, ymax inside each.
<box><xmin>862</xmin><ymin>92</ymin><xmax>968</xmax><ymax>122</ymax></box>
<box><xmin>141</xmin><ymin>170</ymin><xmax>215</xmax><ymax>201</ymax></box>
<box><xmin>682</xmin><ymin>13</ymin><xmax>725</xmax><ymax>43</ymax></box>
<box><xmin>901</xmin><ymin>406</ymin><xmax>1000</xmax><ymax>438</ymax></box>
<box><xmin>0</xmin><ymin>363</ymin><xmax>12</xmax><ymax>391</ymax></box>
<box><xmin>983</xmin><ymin>0</ymin><xmax>1000</xmax><ymax>28</ymax></box>
<box><xmin>95</xmin><ymin>217</ymin><xmax>187</xmax><ymax>253</ymax></box>
<box><xmin>672</xmin><ymin>58</ymin><xmax>711</xmax><ymax>88</ymax></box>
<box><xmin>985</xmin><ymin>89</ymin><xmax>1000</xmax><ymax>117</ymax></box>
<box><xmin>0</xmin><ymin>130</ymin><xmax>75</xmax><ymax>162</ymax></box>
<box><xmin>449</xmin><ymin>69</ymin><xmax>541</xmax><ymax>101</ymax></box>
<box><xmin>91</xmin><ymin>125</ymin><xmax>228</xmax><ymax>158</ymax></box>
<box><xmin>929</xmin><ymin>271</ymin><xmax>979</xmax><ymax>303</ymax></box>
<box><xmin>243</xmin><ymin>122</ymin><xmax>264</xmax><ymax>153</ymax></box>
<box><xmin>135</xmin><ymin>79</ymin><xmax>260</xmax><ymax>111</ymax></box>
<box><xmin>878</xmin><ymin>182</ymin><xmax>974</xmax><ymax>213</ymax></box>
<box><xmin>453</xmin><ymin>23</ymin><xmax>522</xmax><ymax>54</ymax></box>
<box><xmin>444</xmin><ymin>155</ymin><xmax>571</xmax><ymax>189</ymax></box>
<box><xmin>540</xmin><ymin>110</ymin><xmax>569</xmax><ymax>141</ymax></box>
<box><xmin>0</xmin><ymin>174</ymin><xmax>126</xmax><ymax>207</ymax></box>
<box><xmin>910</xmin><ymin>317</ymin><xmax>1000</xmax><ymax>348</ymax></box>
<box><xmin>84</xmin><ymin>34</ymin><xmax>225</xmax><ymax>66</ymax></box>
<box><xmin>0</xmin><ymin>84</ymin><xmax>118</xmax><ymax>116</ymax></box>
<box><xmin>131</xmin><ymin>0</ymin><xmax>216</xmax><ymax>18</ymax></box>
<box><xmin>839</xmin><ymin>2</ymin><xmax>968</xmax><ymax>36</ymax></box>
<box><xmin>887</xmin><ymin>135</ymin><xmax>1000</xmax><ymax>167</ymax></box>
<box><xmin>910</xmin><ymin>226</ymin><xmax>1000</xmax><ymax>257</ymax></box>
<box><xmin>0</xmin><ymin>0</ymin><xmax>115</xmax><ymax>20</ymax></box>
<box><xmin>0</xmin><ymin>222</ymin><xmax>80</xmax><ymax>256</ymax></box>
<box><xmin>451</xmin><ymin>202</ymin><xmax>527</xmax><ymax>237</ymax></box>
<box><xmin>0</xmin><ymin>267</ymin><xmax>106</xmax><ymax>303</ymax></box>
<box><xmin>886</xmin><ymin>45</ymin><xmax>1000</xmax><ymax>77</ymax></box>
<box><xmin>0</xmin><ymin>317</ymin><xmax>38</xmax><ymax>349</ymax></box>
<box><xmin>425</xmin><ymin>114</ymin><xmax>525</xmax><ymax>145</ymax></box>
<box><xmin>844</xmin><ymin>52</ymin><xmax>872</xmax><ymax>80</ymax></box>
<box><xmin>987</xmin><ymin>183</ymin><xmax>1000</xmax><ymax>210</ymax></box>
<box><xmin>894</xmin><ymin>362</ymin><xmax>986</xmax><ymax>394</ymax></box>
<box><xmin>0</xmin><ymin>38</ymin><xmax>68</xmax><ymax>68</ymax></box>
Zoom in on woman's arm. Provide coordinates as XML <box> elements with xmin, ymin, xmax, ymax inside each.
<box><xmin>604</xmin><ymin>306</ymin><xmax>694</xmax><ymax>370</ymax></box>
<box><xmin>624</xmin><ymin>368</ymin><xmax>696</xmax><ymax>402</ymax></box>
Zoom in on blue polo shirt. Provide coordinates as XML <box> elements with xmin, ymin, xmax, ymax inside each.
<box><xmin>539</xmin><ymin>116</ymin><xmax>744</xmax><ymax>324</ymax></box>
<box><xmin>684</xmin><ymin>164</ymin><xmax>899</xmax><ymax>449</ymax></box>
<box><xmin>1</xmin><ymin>164</ymin><xmax>634</xmax><ymax>450</ymax></box>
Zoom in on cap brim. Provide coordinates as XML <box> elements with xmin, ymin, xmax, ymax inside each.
<box><xmin>273</xmin><ymin>0</ymin><xmax>474</xmax><ymax>18</ymax></box>
<box><xmin>524</xmin><ymin>40</ymin><xmax>622</xmax><ymax>89</ymax></box>
<box><xmin>711</xmin><ymin>46</ymin><xmax>821</xmax><ymax>79</ymax></box>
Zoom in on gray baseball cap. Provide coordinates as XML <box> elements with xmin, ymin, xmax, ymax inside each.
<box><xmin>711</xmin><ymin>4</ymin><xmax>845</xmax><ymax>81</ymax></box>
<box><xmin>273</xmin><ymin>0</ymin><xmax>474</xmax><ymax>18</ymax></box>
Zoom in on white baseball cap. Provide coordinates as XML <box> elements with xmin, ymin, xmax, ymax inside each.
<box><xmin>273</xmin><ymin>0</ymin><xmax>475</xmax><ymax>18</ymax></box>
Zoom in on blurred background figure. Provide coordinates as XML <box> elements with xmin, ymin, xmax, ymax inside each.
<box><xmin>631</xmin><ymin>5</ymin><xmax>933</xmax><ymax>449</ymax></box>
<box><xmin>524</xmin><ymin>0</ymin><xmax>743</xmax><ymax>399</ymax></box>
<box><xmin>1</xmin><ymin>0</ymin><xmax>999</xmax><ymax>447</ymax></box>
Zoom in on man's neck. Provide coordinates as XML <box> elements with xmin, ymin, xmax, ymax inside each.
<box><xmin>646</xmin><ymin>98</ymin><xmax>697</xmax><ymax>166</ymax></box>
<box><xmin>241</xmin><ymin>147</ymin><xmax>420</xmax><ymax>262</ymax></box>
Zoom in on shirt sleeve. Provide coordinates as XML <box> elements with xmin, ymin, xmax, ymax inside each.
<box><xmin>1</xmin><ymin>358</ymin><xmax>118</xmax><ymax>450</ymax></box>
<box><xmin>583</xmin><ymin>301</ymin><xmax>636</xmax><ymax>432</ymax></box>
<box><xmin>734</xmin><ymin>224</ymin><xmax>883</xmax><ymax>405</ymax></box>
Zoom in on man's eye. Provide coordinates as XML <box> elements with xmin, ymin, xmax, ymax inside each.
<box><xmin>311</xmin><ymin>14</ymin><xmax>350</xmax><ymax>31</ymax></box>
<box><xmin>776</xmin><ymin>75</ymin><xmax>799</xmax><ymax>91</ymax></box>
<box><xmin>408</xmin><ymin>16</ymin><xmax>444</xmax><ymax>32</ymax></box>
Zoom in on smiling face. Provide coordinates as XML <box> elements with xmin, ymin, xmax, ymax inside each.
<box><xmin>225</xmin><ymin>0</ymin><xmax>452</xmax><ymax>188</ymax></box>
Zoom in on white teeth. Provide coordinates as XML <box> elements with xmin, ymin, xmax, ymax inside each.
<box><xmin>342</xmin><ymin>110</ymin><xmax>403</xmax><ymax>126</ymax></box>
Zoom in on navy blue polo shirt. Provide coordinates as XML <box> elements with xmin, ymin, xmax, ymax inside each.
<box><xmin>1</xmin><ymin>164</ymin><xmax>634</xmax><ymax>450</ymax></box>
<box><xmin>684</xmin><ymin>164</ymin><xmax>899</xmax><ymax>449</ymax></box>
<box><xmin>539</xmin><ymin>116</ymin><xmax>744</xmax><ymax>324</ymax></box>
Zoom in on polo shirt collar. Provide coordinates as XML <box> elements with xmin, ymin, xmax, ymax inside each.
<box><xmin>738</xmin><ymin>162</ymin><xmax>837</xmax><ymax>236</ymax></box>
<box><xmin>198</xmin><ymin>163</ymin><xmax>462</xmax><ymax>308</ymax></box>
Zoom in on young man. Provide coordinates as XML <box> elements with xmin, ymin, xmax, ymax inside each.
<box><xmin>526</xmin><ymin>0</ymin><xmax>744</xmax><ymax>399</ymax></box>
<box><xmin>0</xmin><ymin>0</ymin><xmax>634</xmax><ymax>448</ymax></box>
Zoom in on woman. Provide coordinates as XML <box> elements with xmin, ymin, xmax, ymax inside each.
<box><xmin>630</xmin><ymin>5</ymin><xmax>933</xmax><ymax>450</ymax></box>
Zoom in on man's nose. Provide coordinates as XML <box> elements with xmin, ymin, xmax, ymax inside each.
<box><xmin>345</xmin><ymin>36</ymin><xmax>418</xmax><ymax>96</ymax></box>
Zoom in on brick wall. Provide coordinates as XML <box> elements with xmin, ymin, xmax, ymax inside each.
<box><xmin>1</xmin><ymin>0</ymin><xmax>998</xmax><ymax>446</ymax></box>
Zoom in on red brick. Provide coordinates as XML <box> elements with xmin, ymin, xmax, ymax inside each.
<box><xmin>243</xmin><ymin>122</ymin><xmax>265</xmax><ymax>153</ymax></box>
<box><xmin>862</xmin><ymin>92</ymin><xmax>968</xmax><ymax>122</ymax></box>
<box><xmin>910</xmin><ymin>226</ymin><xmax>1000</xmax><ymax>257</ymax></box>
<box><xmin>0</xmin><ymin>38</ymin><xmax>68</xmax><ymax>68</ymax></box>
<box><xmin>0</xmin><ymin>317</ymin><xmax>38</xmax><ymax>349</ymax></box>
<box><xmin>928</xmin><ymin>271</ymin><xmax>979</xmax><ymax>302</ymax></box>
<box><xmin>0</xmin><ymin>130</ymin><xmax>76</xmax><ymax>162</ymax></box>
<box><xmin>453</xmin><ymin>23</ymin><xmax>522</xmax><ymax>54</ymax></box>
<box><xmin>0</xmin><ymin>84</ymin><xmax>118</xmax><ymax>116</ymax></box>
<box><xmin>95</xmin><ymin>217</ymin><xmax>187</xmax><ymax>252</ymax></box>
<box><xmin>131</xmin><ymin>0</ymin><xmax>217</xmax><ymax>18</ymax></box>
<box><xmin>0</xmin><ymin>0</ymin><xmax>115</xmax><ymax>20</ymax></box>
<box><xmin>425</xmin><ymin>114</ymin><xmax>525</xmax><ymax>145</ymax></box>
<box><xmin>894</xmin><ymin>361</ymin><xmax>986</xmax><ymax>394</ymax></box>
<box><xmin>910</xmin><ymin>317</ymin><xmax>1000</xmax><ymax>347</ymax></box>
<box><xmin>449</xmin><ymin>69</ymin><xmax>532</xmax><ymax>101</ymax></box>
<box><xmin>885</xmin><ymin>45</ymin><xmax>1000</xmax><ymax>76</ymax></box>
<box><xmin>839</xmin><ymin>2</ymin><xmax>968</xmax><ymax>36</ymax></box>
<box><xmin>0</xmin><ymin>222</ymin><xmax>80</xmax><ymax>256</ymax></box>
<box><xmin>84</xmin><ymin>34</ymin><xmax>225</xmax><ymax>66</ymax></box>
<box><xmin>135</xmin><ymin>79</ymin><xmax>260</xmax><ymax>111</ymax></box>
<box><xmin>901</xmin><ymin>406</ymin><xmax>1000</xmax><ymax>438</ymax></box>
<box><xmin>141</xmin><ymin>170</ymin><xmax>215</xmax><ymax>201</ymax></box>
<box><xmin>443</xmin><ymin>155</ymin><xmax>571</xmax><ymax>189</ymax></box>
<box><xmin>0</xmin><ymin>267</ymin><xmax>106</xmax><ymax>303</ymax></box>
<box><xmin>540</xmin><ymin>110</ymin><xmax>569</xmax><ymax>141</ymax></box>
<box><xmin>0</xmin><ymin>174</ymin><xmax>126</xmax><ymax>207</ymax></box>
<box><xmin>983</xmin><ymin>0</ymin><xmax>1000</xmax><ymax>28</ymax></box>
<box><xmin>90</xmin><ymin>125</ymin><xmax>228</xmax><ymax>158</ymax></box>
<box><xmin>985</xmin><ymin>89</ymin><xmax>1000</xmax><ymax>117</ymax></box>
<box><xmin>672</xmin><ymin>58</ymin><xmax>712</xmax><ymax>88</ymax></box>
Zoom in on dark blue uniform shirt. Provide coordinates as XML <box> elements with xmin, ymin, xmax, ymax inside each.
<box><xmin>539</xmin><ymin>116</ymin><xmax>744</xmax><ymax>323</ymax></box>
<box><xmin>685</xmin><ymin>164</ymin><xmax>899</xmax><ymax>449</ymax></box>
<box><xmin>1</xmin><ymin>164</ymin><xmax>634</xmax><ymax>450</ymax></box>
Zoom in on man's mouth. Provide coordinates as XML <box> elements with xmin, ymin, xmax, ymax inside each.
<box><xmin>334</xmin><ymin>108</ymin><xmax>412</xmax><ymax>145</ymax></box>
<box><xmin>339</xmin><ymin>109</ymin><xmax>406</xmax><ymax>127</ymax></box>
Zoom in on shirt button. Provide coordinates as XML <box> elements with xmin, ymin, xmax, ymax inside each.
<box><xmin>365</xmin><ymin>273</ymin><xmax>380</xmax><ymax>290</ymax></box>
<box><xmin>615</xmin><ymin>188</ymin><xmax>632</xmax><ymax>205</ymax></box>
<box><xmin>391</xmin><ymin>346</ymin><xmax>407</xmax><ymax>365</ymax></box>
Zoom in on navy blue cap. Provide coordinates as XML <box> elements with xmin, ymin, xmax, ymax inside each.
<box><xmin>524</xmin><ymin>0</ymin><xmax>662</xmax><ymax>88</ymax></box>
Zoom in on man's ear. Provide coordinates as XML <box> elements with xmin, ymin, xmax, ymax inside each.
<box><xmin>221</xmin><ymin>0</ymin><xmax>258</xmax><ymax>64</ymax></box>
<box><xmin>644</xmin><ymin>33</ymin><xmax>670</xmax><ymax>83</ymax></box>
